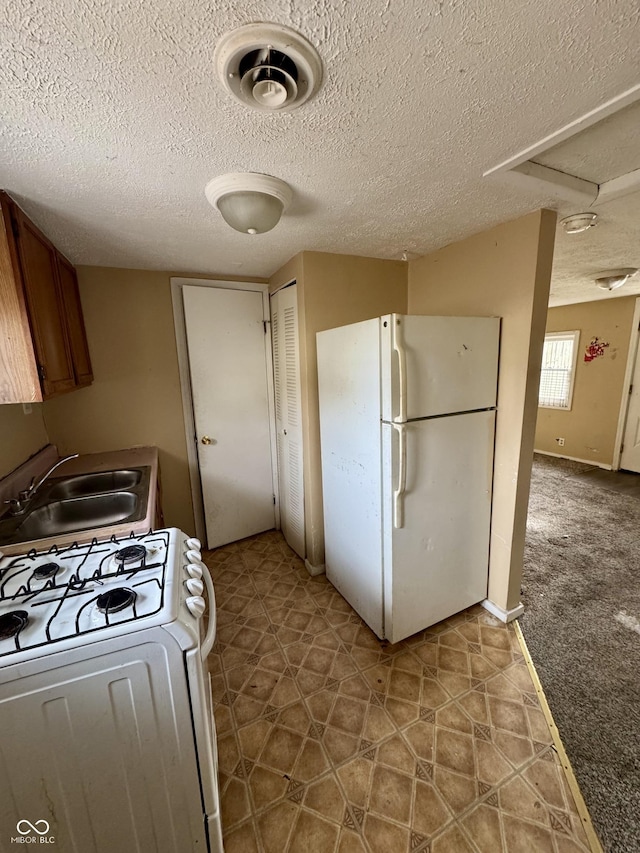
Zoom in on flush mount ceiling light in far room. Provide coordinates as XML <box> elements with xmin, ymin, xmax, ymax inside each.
<box><xmin>560</xmin><ymin>212</ymin><xmax>598</xmax><ymax>234</ymax></box>
<box><xmin>594</xmin><ymin>268</ymin><xmax>639</xmax><ymax>291</ymax></box>
<box><xmin>214</xmin><ymin>22</ymin><xmax>323</xmax><ymax>112</ymax></box>
<box><xmin>205</xmin><ymin>173</ymin><xmax>293</xmax><ymax>235</ymax></box>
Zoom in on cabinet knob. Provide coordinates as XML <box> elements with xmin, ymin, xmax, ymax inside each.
<box><xmin>201</xmin><ymin>435</ymin><xmax>213</xmax><ymax>445</ymax></box>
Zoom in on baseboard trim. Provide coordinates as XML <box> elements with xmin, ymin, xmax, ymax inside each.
<box><xmin>534</xmin><ymin>449</ymin><xmax>612</xmax><ymax>470</ymax></box>
<box><xmin>482</xmin><ymin>599</ymin><xmax>525</xmax><ymax>622</ymax></box>
<box><xmin>305</xmin><ymin>559</ymin><xmax>325</xmax><ymax>577</ymax></box>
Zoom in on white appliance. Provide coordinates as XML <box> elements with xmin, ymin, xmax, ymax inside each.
<box><xmin>0</xmin><ymin>528</ymin><xmax>223</xmax><ymax>853</ymax></box>
<box><xmin>317</xmin><ymin>313</ymin><xmax>500</xmax><ymax>644</ymax></box>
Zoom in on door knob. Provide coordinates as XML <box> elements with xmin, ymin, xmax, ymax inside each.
<box><xmin>201</xmin><ymin>436</ymin><xmax>213</xmax><ymax>445</ymax></box>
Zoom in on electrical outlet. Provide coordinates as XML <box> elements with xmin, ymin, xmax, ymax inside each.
<box><xmin>556</xmin><ymin>437</ymin><xmax>565</xmax><ymax>447</ymax></box>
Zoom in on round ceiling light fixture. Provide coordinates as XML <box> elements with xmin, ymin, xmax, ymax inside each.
<box><xmin>560</xmin><ymin>212</ymin><xmax>598</xmax><ymax>234</ymax></box>
<box><xmin>214</xmin><ymin>23</ymin><xmax>323</xmax><ymax>112</ymax></box>
<box><xmin>594</xmin><ymin>268</ymin><xmax>638</xmax><ymax>292</ymax></box>
<box><xmin>205</xmin><ymin>173</ymin><xmax>293</xmax><ymax>235</ymax></box>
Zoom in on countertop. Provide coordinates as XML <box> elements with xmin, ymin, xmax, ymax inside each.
<box><xmin>0</xmin><ymin>446</ymin><xmax>160</xmax><ymax>556</ymax></box>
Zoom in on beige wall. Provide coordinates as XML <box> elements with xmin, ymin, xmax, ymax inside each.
<box><xmin>408</xmin><ymin>210</ymin><xmax>556</xmax><ymax>613</ymax></box>
<box><xmin>270</xmin><ymin>251</ymin><xmax>408</xmax><ymax>567</ymax></box>
<box><xmin>535</xmin><ymin>296</ymin><xmax>637</xmax><ymax>466</ymax></box>
<box><xmin>42</xmin><ymin>267</ymin><xmax>195</xmax><ymax>534</ymax></box>
<box><xmin>268</xmin><ymin>253</ymin><xmax>303</xmax><ymax>294</ymax></box>
<box><xmin>0</xmin><ymin>404</ymin><xmax>49</xmax><ymax>478</ymax></box>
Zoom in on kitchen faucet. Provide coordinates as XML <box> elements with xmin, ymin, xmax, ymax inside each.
<box><xmin>5</xmin><ymin>453</ymin><xmax>79</xmax><ymax>516</ymax></box>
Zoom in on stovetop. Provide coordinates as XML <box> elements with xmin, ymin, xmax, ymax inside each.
<box><xmin>0</xmin><ymin>529</ymin><xmax>176</xmax><ymax>661</ymax></box>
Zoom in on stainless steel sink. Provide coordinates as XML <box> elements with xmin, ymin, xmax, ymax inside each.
<box><xmin>48</xmin><ymin>469</ymin><xmax>142</xmax><ymax>499</ymax></box>
<box><xmin>16</xmin><ymin>492</ymin><xmax>139</xmax><ymax>540</ymax></box>
<box><xmin>0</xmin><ymin>465</ymin><xmax>151</xmax><ymax>545</ymax></box>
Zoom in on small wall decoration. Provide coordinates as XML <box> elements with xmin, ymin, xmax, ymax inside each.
<box><xmin>584</xmin><ymin>337</ymin><xmax>610</xmax><ymax>362</ymax></box>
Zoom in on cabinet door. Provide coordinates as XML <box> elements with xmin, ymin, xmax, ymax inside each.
<box><xmin>57</xmin><ymin>253</ymin><xmax>93</xmax><ymax>386</ymax></box>
<box><xmin>14</xmin><ymin>210</ymin><xmax>76</xmax><ymax>397</ymax></box>
<box><xmin>0</xmin><ymin>199</ymin><xmax>41</xmax><ymax>403</ymax></box>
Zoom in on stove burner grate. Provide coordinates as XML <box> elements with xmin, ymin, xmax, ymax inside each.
<box><xmin>114</xmin><ymin>545</ymin><xmax>147</xmax><ymax>566</ymax></box>
<box><xmin>33</xmin><ymin>562</ymin><xmax>60</xmax><ymax>580</ymax></box>
<box><xmin>0</xmin><ymin>610</ymin><xmax>29</xmax><ymax>640</ymax></box>
<box><xmin>96</xmin><ymin>587</ymin><xmax>137</xmax><ymax>614</ymax></box>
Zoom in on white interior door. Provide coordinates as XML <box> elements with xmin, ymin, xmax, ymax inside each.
<box><xmin>621</xmin><ymin>331</ymin><xmax>640</xmax><ymax>472</ymax></box>
<box><xmin>183</xmin><ymin>285</ymin><xmax>275</xmax><ymax>549</ymax></box>
<box><xmin>271</xmin><ymin>285</ymin><xmax>305</xmax><ymax>558</ymax></box>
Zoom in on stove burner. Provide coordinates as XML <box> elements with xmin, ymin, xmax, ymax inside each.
<box><xmin>0</xmin><ymin>610</ymin><xmax>29</xmax><ymax>640</ymax></box>
<box><xmin>114</xmin><ymin>545</ymin><xmax>146</xmax><ymax>566</ymax></box>
<box><xmin>96</xmin><ymin>587</ymin><xmax>136</xmax><ymax>614</ymax></box>
<box><xmin>33</xmin><ymin>562</ymin><xmax>60</xmax><ymax>580</ymax></box>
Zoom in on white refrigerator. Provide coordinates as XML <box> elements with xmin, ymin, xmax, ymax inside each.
<box><xmin>317</xmin><ymin>313</ymin><xmax>500</xmax><ymax>644</ymax></box>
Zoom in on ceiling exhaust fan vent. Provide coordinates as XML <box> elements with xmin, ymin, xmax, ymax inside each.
<box><xmin>214</xmin><ymin>23</ymin><xmax>323</xmax><ymax>112</ymax></box>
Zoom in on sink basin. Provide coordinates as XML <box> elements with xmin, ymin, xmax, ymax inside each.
<box><xmin>16</xmin><ymin>492</ymin><xmax>139</xmax><ymax>540</ymax></box>
<box><xmin>0</xmin><ymin>464</ymin><xmax>151</xmax><ymax>546</ymax></box>
<box><xmin>48</xmin><ymin>469</ymin><xmax>143</xmax><ymax>499</ymax></box>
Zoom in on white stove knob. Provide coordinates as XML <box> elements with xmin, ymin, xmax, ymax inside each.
<box><xmin>185</xmin><ymin>577</ymin><xmax>204</xmax><ymax>596</ymax></box>
<box><xmin>186</xmin><ymin>595</ymin><xmax>206</xmax><ymax>618</ymax></box>
<box><xmin>186</xmin><ymin>548</ymin><xmax>202</xmax><ymax>563</ymax></box>
<box><xmin>186</xmin><ymin>537</ymin><xmax>202</xmax><ymax>550</ymax></box>
<box><xmin>185</xmin><ymin>562</ymin><xmax>203</xmax><ymax>579</ymax></box>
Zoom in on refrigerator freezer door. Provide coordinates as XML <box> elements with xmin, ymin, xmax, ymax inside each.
<box><xmin>382</xmin><ymin>410</ymin><xmax>495</xmax><ymax>643</ymax></box>
<box><xmin>318</xmin><ymin>318</ymin><xmax>384</xmax><ymax>637</ymax></box>
<box><xmin>381</xmin><ymin>315</ymin><xmax>500</xmax><ymax>422</ymax></box>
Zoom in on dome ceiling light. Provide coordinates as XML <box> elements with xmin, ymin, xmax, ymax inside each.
<box><xmin>560</xmin><ymin>212</ymin><xmax>598</xmax><ymax>234</ymax></box>
<box><xmin>205</xmin><ymin>173</ymin><xmax>293</xmax><ymax>235</ymax></box>
<box><xmin>214</xmin><ymin>23</ymin><xmax>323</xmax><ymax>112</ymax></box>
<box><xmin>594</xmin><ymin>268</ymin><xmax>638</xmax><ymax>292</ymax></box>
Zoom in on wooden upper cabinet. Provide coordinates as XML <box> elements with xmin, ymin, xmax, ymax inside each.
<box><xmin>13</xmin><ymin>208</ymin><xmax>76</xmax><ymax>398</ymax></box>
<box><xmin>0</xmin><ymin>204</ymin><xmax>40</xmax><ymax>403</ymax></box>
<box><xmin>57</xmin><ymin>253</ymin><xmax>93</xmax><ymax>387</ymax></box>
<box><xmin>0</xmin><ymin>191</ymin><xmax>93</xmax><ymax>403</ymax></box>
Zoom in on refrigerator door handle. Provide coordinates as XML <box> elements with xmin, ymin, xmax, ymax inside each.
<box><xmin>392</xmin><ymin>423</ymin><xmax>407</xmax><ymax>528</ymax></box>
<box><xmin>392</xmin><ymin>317</ymin><xmax>407</xmax><ymax>423</ymax></box>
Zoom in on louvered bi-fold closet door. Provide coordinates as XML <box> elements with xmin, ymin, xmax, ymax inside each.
<box><xmin>271</xmin><ymin>284</ymin><xmax>305</xmax><ymax>559</ymax></box>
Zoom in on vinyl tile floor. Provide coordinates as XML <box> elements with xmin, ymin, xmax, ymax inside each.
<box><xmin>203</xmin><ymin>531</ymin><xmax>594</xmax><ymax>853</ymax></box>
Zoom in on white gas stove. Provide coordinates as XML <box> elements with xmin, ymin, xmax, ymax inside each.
<box><xmin>0</xmin><ymin>529</ymin><xmax>207</xmax><ymax>662</ymax></box>
<box><xmin>0</xmin><ymin>528</ymin><xmax>223</xmax><ymax>853</ymax></box>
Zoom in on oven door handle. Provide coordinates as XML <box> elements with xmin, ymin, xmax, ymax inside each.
<box><xmin>200</xmin><ymin>561</ymin><xmax>217</xmax><ymax>661</ymax></box>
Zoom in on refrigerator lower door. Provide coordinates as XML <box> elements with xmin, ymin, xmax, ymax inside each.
<box><xmin>382</xmin><ymin>410</ymin><xmax>495</xmax><ymax>643</ymax></box>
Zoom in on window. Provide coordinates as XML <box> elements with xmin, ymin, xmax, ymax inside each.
<box><xmin>538</xmin><ymin>331</ymin><xmax>579</xmax><ymax>409</ymax></box>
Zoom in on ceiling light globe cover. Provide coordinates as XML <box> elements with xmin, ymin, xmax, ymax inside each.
<box><xmin>217</xmin><ymin>191</ymin><xmax>283</xmax><ymax>234</ymax></box>
<box><xmin>560</xmin><ymin>212</ymin><xmax>598</xmax><ymax>234</ymax></box>
<box><xmin>205</xmin><ymin>173</ymin><xmax>293</xmax><ymax>235</ymax></box>
<box><xmin>594</xmin><ymin>268</ymin><xmax>638</xmax><ymax>291</ymax></box>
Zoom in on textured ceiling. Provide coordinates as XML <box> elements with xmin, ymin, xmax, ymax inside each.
<box><xmin>533</xmin><ymin>101</ymin><xmax>640</xmax><ymax>307</ymax></box>
<box><xmin>533</xmin><ymin>101</ymin><xmax>640</xmax><ymax>184</ymax></box>
<box><xmin>550</xmin><ymin>192</ymin><xmax>640</xmax><ymax>307</ymax></box>
<box><xmin>1</xmin><ymin>0</ymin><xmax>639</xmax><ymax>304</ymax></box>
